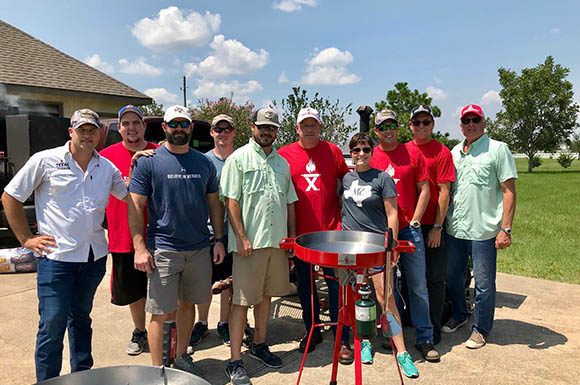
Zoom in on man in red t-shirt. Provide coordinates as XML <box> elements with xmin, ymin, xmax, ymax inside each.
<box><xmin>100</xmin><ymin>105</ymin><xmax>158</xmax><ymax>356</ymax></box>
<box><xmin>370</xmin><ymin>109</ymin><xmax>440</xmax><ymax>363</ymax></box>
<box><xmin>278</xmin><ymin>107</ymin><xmax>353</xmax><ymax>364</ymax></box>
<box><xmin>407</xmin><ymin>104</ymin><xmax>455</xmax><ymax>345</ymax></box>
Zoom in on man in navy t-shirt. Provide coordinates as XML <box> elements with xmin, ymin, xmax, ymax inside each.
<box><xmin>128</xmin><ymin>105</ymin><xmax>225</xmax><ymax>377</ymax></box>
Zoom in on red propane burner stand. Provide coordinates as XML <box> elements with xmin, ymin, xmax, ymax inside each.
<box><xmin>280</xmin><ymin>230</ymin><xmax>415</xmax><ymax>385</ymax></box>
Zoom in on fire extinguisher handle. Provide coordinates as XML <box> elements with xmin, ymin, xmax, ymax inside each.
<box><xmin>279</xmin><ymin>238</ymin><xmax>295</xmax><ymax>250</ymax></box>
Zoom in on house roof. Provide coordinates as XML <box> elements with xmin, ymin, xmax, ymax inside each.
<box><xmin>0</xmin><ymin>20</ymin><xmax>151</xmax><ymax>101</ymax></box>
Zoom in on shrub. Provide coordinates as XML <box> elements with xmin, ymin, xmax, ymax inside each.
<box><xmin>557</xmin><ymin>153</ymin><xmax>574</xmax><ymax>169</ymax></box>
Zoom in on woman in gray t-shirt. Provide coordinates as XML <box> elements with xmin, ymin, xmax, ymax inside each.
<box><xmin>341</xmin><ymin>133</ymin><xmax>418</xmax><ymax>377</ymax></box>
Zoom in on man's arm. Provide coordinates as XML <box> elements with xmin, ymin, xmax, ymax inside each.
<box><xmin>411</xmin><ymin>180</ymin><xmax>430</xmax><ymax>223</ymax></box>
<box><xmin>426</xmin><ymin>182</ymin><xmax>451</xmax><ymax>248</ymax></box>
<box><xmin>127</xmin><ymin>192</ymin><xmax>155</xmax><ymax>273</ymax></box>
<box><xmin>225</xmin><ymin>197</ymin><xmax>252</xmax><ymax>256</ymax></box>
<box><xmin>207</xmin><ymin>191</ymin><xmax>225</xmax><ymax>264</ymax></box>
<box><xmin>496</xmin><ymin>178</ymin><xmax>516</xmax><ymax>250</ymax></box>
<box><xmin>286</xmin><ymin>203</ymin><xmax>296</xmax><ymax>258</ymax></box>
<box><xmin>1</xmin><ymin>192</ymin><xmax>56</xmax><ymax>255</ymax></box>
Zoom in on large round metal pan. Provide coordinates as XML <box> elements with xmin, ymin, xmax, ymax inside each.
<box><xmin>280</xmin><ymin>230</ymin><xmax>388</xmax><ymax>269</ymax></box>
<box><xmin>35</xmin><ymin>365</ymin><xmax>211</xmax><ymax>385</ymax></box>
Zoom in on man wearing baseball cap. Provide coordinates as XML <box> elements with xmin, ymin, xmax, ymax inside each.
<box><xmin>188</xmin><ymin>113</ymin><xmax>237</xmax><ymax>349</ymax></box>
<box><xmin>221</xmin><ymin>107</ymin><xmax>297</xmax><ymax>384</ymax></box>
<box><xmin>128</xmin><ymin>105</ymin><xmax>225</xmax><ymax>376</ymax></box>
<box><xmin>406</xmin><ymin>104</ymin><xmax>455</xmax><ymax>345</ymax></box>
<box><xmin>278</xmin><ymin>107</ymin><xmax>353</xmax><ymax>362</ymax></box>
<box><xmin>443</xmin><ymin>104</ymin><xmax>517</xmax><ymax>349</ymax></box>
<box><xmin>100</xmin><ymin>105</ymin><xmax>158</xmax><ymax>356</ymax></box>
<box><xmin>370</xmin><ymin>109</ymin><xmax>440</xmax><ymax>363</ymax></box>
<box><xmin>2</xmin><ymin>108</ymin><xmax>128</xmax><ymax>381</ymax></box>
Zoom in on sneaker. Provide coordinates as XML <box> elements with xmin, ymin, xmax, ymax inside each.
<box><xmin>189</xmin><ymin>322</ymin><xmax>209</xmax><ymax>346</ymax></box>
<box><xmin>361</xmin><ymin>340</ymin><xmax>373</xmax><ymax>365</ymax></box>
<box><xmin>397</xmin><ymin>351</ymin><xmax>419</xmax><ymax>378</ymax></box>
<box><xmin>415</xmin><ymin>343</ymin><xmax>440</xmax><ymax>362</ymax></box>
<box><xmin>249</xmin><ymin>343</ymin><xmax>283</xmax><ymax>368</ymax></box>
<box><xmin>126</xmin><ymin>328</ymin><xmax>147</xmax><ymax>356</ymax></box>
<box><xmin>173</xmin><ymin>353</ymin><xmax>204</xmax><ymax>377</ymax></box>
<box><xmin>465</xmin><ymin>331</ymin><xmax>486</xmax><ymax>349</ymax></box>
<box><xmin>298</xmin><ymin>331</ymin><xmax>323</xmax><ymax>353</ymax></box>
<box><xmin>217</xmin><ymin>322</ymin><xmax>231</xmax><ymax>346</ymax></box>
<box><xmin>226</xmin><ymin>360</ymin><xmax>252</xmax><ymax>385</ymax></box>
<box><xmin>441</xmin><ymin>318</ymin><xmax>468</xmax><ymax>334</ymax></box>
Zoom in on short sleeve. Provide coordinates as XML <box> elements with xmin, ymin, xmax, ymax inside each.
<box><xmin>436</xmin><ymin>147</ymin><xmax>456</xmax><ymax>183</ymax></box>
<box><xmin>110</xmin><ymin>165</ymin><xmax>128</xmax><ymax>200</ymax></box>
<box><xmin>415</xmin><ymin>151</ymin><xmax>429</xmax><ymax>182</ymax></box>
<box><xmin>333</xmin><ymin>145</ymin><xmax>350</xmax><ymax>179</ymax></box>
<box><xmin>128</xmin><ymin>157</ymin><xmax>151</xmax><ymax>197</ymax></box>
<box><xmin>495</xmin><ymin>143</ymin><xmax>518</xmax><ymax>183</ymax></box>
<box><xmin>220</xmin><ymin>156</ymin><xmax>242</xmax><ymax>201</ymax></box>
<box><xmin>285</xmin><ymin>165</ymin><xmax>299</xmax><ymax>204</ymax></box>
<box><xmin>4</xmin><ymin>152</ymin><xmax>45</xmax><ymax>203</ymax></box>
<box><xmin>379</xmin><ymin>172</ymin><xmax>397</xmax><ymax>200</ymax></box>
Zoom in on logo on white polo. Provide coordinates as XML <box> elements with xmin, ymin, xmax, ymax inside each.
<box><xmin>301</xmin><ymin>159</ymin><xmax>320</xmax><ymax>192</ymax></box>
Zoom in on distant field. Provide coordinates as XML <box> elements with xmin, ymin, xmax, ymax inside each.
<box><xmin>496</xmin><ymin>158</ymin><xmax>580</xmax><ymax>284</ymax></box>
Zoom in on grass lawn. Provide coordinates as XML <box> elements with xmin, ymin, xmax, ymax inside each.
<box><xmin>496</xmin><ymin>158</ymin><xmax>580</xmax><ymax>284</ymax></box>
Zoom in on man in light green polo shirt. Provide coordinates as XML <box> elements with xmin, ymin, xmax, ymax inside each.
<box><xmin>221</xmin><ymin>107</ymin><xmax>297</xmax><ymax>385</ymax></box>
<box><xmin>443</xmin><ymin>104</ymin><xmax>517</xmax><ymax>350</ymax></box>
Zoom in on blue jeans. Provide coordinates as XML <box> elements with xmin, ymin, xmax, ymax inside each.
<box><xmin>445</xmin><ymin>235</ymin><xmax>497</xmax><ymax>337</ymax></box>
<box><xmin>35</xmin><ymin>250</ymin><xmax>106</xmax><ymax>382</ymax></box>
<box><xmin>294</xmin><ymin>257</ymin><xmax>350</xmax><ymax>344</ymax></box>
<box><xmin>394</xmin><ymin>226</ymin><xmax>433</xmax><ymax>344</ymax></box>
<box><xmin>422</xmin><ymin>225</ymin><xmax>447</xmax><ymax>344</ymax></box>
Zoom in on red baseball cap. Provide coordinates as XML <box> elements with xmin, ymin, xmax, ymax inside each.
<box><xmin>460</xmin><ymin>104</ymin><xmax>484</xmax><ymax>119</ymax></box>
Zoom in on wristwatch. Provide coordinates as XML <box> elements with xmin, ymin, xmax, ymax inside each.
<box><xmin>410</xmin><ymin>220</ymin><xmax>421</xmax><ymax>229</ymax></box>
<box><xmin>433</xmin><ymin>224</ymin><xmax>443</xmax><ymax>231</ymax></box>
<box><xmin>501</xmin><ymin>227</ymin><xmax>512</xmax><ymax>236</ymax></box>
<box><xmin>215</xmin><ymin>236</ymin><xmax>227</xmax><ymax>244</ymax></box>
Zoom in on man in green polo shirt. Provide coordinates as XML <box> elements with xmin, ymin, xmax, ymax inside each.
<box><xmin>442</xmin><ymin>104</ymin><xmax>517</xmax><ymax>350</ymax></box>
<box><xmin>220</xmin><ymin>107</ymin><xmax>297</xmax><ymax>385</ymax></box>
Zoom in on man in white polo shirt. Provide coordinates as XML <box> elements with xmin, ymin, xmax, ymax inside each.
<box><xmin>1</xmin><ymin>109</ymin><xmax>128</xmax><ymax>382</ymax></box>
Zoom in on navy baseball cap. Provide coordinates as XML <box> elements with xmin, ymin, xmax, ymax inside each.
<box><xmin>118</xmin><ymin>105</ymin><xmax>144</xmax><ymax>121</ymax></box>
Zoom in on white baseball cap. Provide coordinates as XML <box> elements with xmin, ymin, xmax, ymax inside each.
<box><xmin>164</xmin><ymin>105</ymin><xmax>192</xmax><ymax>123</ymax></box>
<box><xmin>297</xmin><ymin>107</ymin><xmax>320</xmax><ymax>124</ymax></box>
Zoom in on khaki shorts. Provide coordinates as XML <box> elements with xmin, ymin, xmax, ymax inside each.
<box><xmin>232</xmin><ymin>247</ymin><xmax>289</xmax><ymax>306</ymax></box>
<box><xmin>146</xmin><ymin>247</ymin><xmax>212</xmax><ymax>314</ymax></box>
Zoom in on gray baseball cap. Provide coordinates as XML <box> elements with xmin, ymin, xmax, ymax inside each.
<box><xmin>375</xmin><ymin>109</ymin><xmax>398</xmax><ymax>126</ymax></box>
<box><xmin>254</xmin><ymin>107</ymin><xmax>280</xmax><ymax>128</ymax></box>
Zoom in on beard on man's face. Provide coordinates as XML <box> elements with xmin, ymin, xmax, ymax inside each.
<box><xmin>166</xmin><ymin>130</ymin><xmax>191</xmax><ymax>146</ymax></box>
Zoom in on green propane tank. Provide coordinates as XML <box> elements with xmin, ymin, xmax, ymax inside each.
<box><xmin>355</xmin><ymin>284</ymin><xmax>377</xmax><ymax>339</ymax></box>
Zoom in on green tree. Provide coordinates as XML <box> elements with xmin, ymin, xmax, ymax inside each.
<box><xmin>497</xmin><ymin>56</ymin><xmax>579</xmax><ymax>173</ymax></box>
<box><xmin>272</xmin><ymin>87</ymin><xmax>355</xmax><ymax>147</ymax></box>
<box><xmin>189</xmin><ymin>97</ymin><xmax>254</xmax><ymax>149</ymax></box>
<box><xmin>567</xmin><ymin>132</ymin><xmax>580</xmax><ymax>160</ymax></box>
<box><xmin>374</xmin><ymin>82</ymin><xmax>442</xmax><ymax>143</ymax></box>
<box><xmin>139</xmin><ymin>99</ymin><xmax>164</xmax><ymax>116</ymax></box>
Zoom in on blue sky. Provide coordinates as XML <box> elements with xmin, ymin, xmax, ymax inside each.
<box><xmin>2</xmin><ymin>0</ymin><xmax>579</xmax><ymax>139</ymax></box>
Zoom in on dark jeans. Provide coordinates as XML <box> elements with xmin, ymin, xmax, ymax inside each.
<box><xmin>35</xmin><ymin>250</ymin><xmax>106</xmax><ymax>382</ymax></box>
<box><xmin>422</xmin><ymin>225</ymin><xmax>447</xmax><ymax>344</ymax></box>
<box><xmin>294</xmin><ymin>257</ymin><xmax>350</xmax><ymax>344</ymax></box>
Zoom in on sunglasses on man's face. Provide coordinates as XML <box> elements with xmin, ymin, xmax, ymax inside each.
<box><xmin>351</xmin><ymin>147</ymin><xmax>372</xmax><ymax>154</ymax></box>
<box><xmin>377</xmin><ymin>123</ymin><xmax>398</xmax><ymax>131</ymax></box>
<box><xmin>412</xmin><ymin>119</ymin><xmax>432</xmax><ymax>126</ymax></box>
<box><xmin>256</xmin><ymin>125</ymin><xmax>278</xmax><ymax>132</ymax></box>
<box><xmin>461</xmin><ymin>117</ymin><xmax>482</xmax><ymax>125</ymax></box>
<box><xmin>167</xmin><ymin>120</ymin><xmax>191</xmax><ymax>129</ymax></box>
<box><xmin>213</xmin><ymin>126</ymin><xmax>233</xmax><ymax>134</ymax></box>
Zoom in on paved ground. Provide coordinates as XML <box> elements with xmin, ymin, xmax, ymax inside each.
<box><xmin>1</xmin><ymin>260</ymin><xmax>579</xmax><ymax>385</ymax></box>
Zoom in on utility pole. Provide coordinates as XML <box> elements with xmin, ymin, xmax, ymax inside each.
<box><xmin>181</xmin><ymin>76</ymin><xmax>187</xmax><ymax>107</ymax></box>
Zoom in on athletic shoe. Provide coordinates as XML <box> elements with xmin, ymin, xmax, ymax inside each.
<box><xmin>397</xmin><ymin>351</ymin><xmax>419</xmax><ymax>378</ymax></box>
<box><xmin>189</xmin><ymin>322</ymin><xmax>209</xmax><ymax>346</ymax></box>
<box><xmin>465</xmin><ymin>331</ymin><xmax>486</xmax><ymax>349</ymax></box>
<box><xmin>226</xmin><ymin>360</ymin><xmax>252</xmax><ymax>385</ymax></box>
<box><xmin>415</xmin><ymin>343</ymin><xmax>440</xmax><ymax>362</ymax></box>
<box><xmin>441</xmin><ymin>318</ymin><xmax>468</xmax><ymax>334</ymax></box>
<box><xmin>249</xmin><ymin>343</ymin><xmax>283</xmax><ymax>368</ymax></box>
<box><xmin>298</xmin><ymin>331</ymin><xmax>323</xmax><ymax>353</ymax></box>
<box><xmin>217</xmin><ymin>322</ymin><xmax>231</xmax><ymax>346</ymax></box>
<box><xmin>126</xmin><ymin>328</ymin><xmax>147</xmax><ymax>356</ymax></box>
<box><xmin>361</xmin><ymin>340</ymin><xmax>373</xmax><ymax>365</ymax></box>
<box><xmin>173</xmin><ymin>353</ymin><xmax>204</xmax><ymax>377</ymax></box>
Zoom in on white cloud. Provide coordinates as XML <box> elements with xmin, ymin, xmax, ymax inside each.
<box><xmin>132</xmin><ymin>6</ymin><xmax>220</xmax><ymax>53</ymax></box>
<box><xmin>193</xmin><ymin>80</ymin><xmax>263</xmax><ymax>102</ymax></box>
<box><xmin>84</xmin><ymin>54</ymin><xmax>114</xmax><ymax>74</ymax></box>
<box><xmin>144</xmin><ymin>88</ymin><xmax>180</xmax><ymax>106</ymax></box>
<box><xmin>273</xmin><ymin>0</ymin><xmax>317</xmax><ymax>12</ymax></box>
<box><xmin>301</xmin><ymin>47</ymin><xmax>360</xmax><ymax>85</ymax></box>
<box><xmin>118</xmin><ymin>58</ymin><xmax>163</xmax><ymax>76</ymax></box>
<box><xmin>278</xmin><ymin>71</ymin><xmax>289</xmax><ymax>83</ymax></box>
<box><xmin>550</xmin><ymin>27</ymin><xmax>561</xmax><ymax>35</ymax></box>
<box><xmin>480</xmin><ymin>90</ymin><xmax>502</xmax><ymax>106</ymax></box>
<box><xmin>426</xmin><ymin>86</ymin><xmax>447</xmax><ymax>101</ymax></box>
<box><xmin>433</xmin><ymin>77</ymin><xmax>442</xmax><ymax>84</ymax></box>
<box><xmin>184</xmin><ymin>35</ymin><xmax>269</xmax><ymax>78</ymax></box>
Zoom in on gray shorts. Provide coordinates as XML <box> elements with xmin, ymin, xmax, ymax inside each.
<box><xmin>145</xmin><ymin>247</ymin><xmax>212</xmax><ymax>314</ymax></box>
